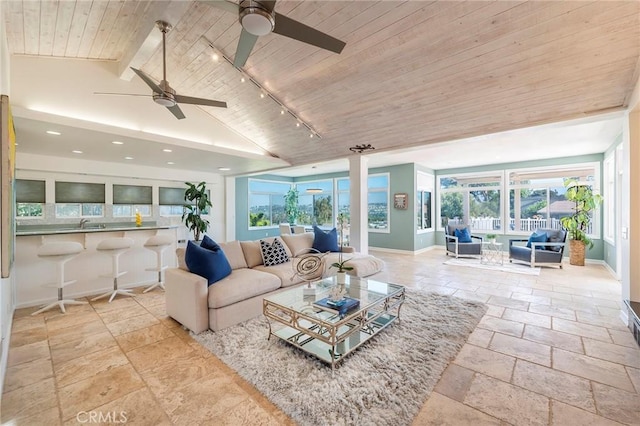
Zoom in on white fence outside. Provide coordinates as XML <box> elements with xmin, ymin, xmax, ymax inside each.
<box><xmin>448</xmin><ymin>217</ymin><xmax>592</xmax><ymax>234</ymax></box>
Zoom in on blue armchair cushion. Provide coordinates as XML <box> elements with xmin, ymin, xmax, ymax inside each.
<box><xmin>526</xmin><ymin>232</ymin><xmax>548</xmax><ymax>249</ymax></box>
<box><xmin>454</xmin><ymin>227</ymin><xmax>473</xmax><ymax>243</ymax></box>
<box><xmin>185</xmin><ymin>240</ymin><xmax>232</xmax><ymax>286</ymax></box>
<box><xmin>312</xmin><ymin>226</ymin><xmax>340</xmax><ymax>252</ymax></box>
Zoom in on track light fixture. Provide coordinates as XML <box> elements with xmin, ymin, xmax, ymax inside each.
<box><xmin>203</xmin><ymin>37</ymin><xmax>321</xmax><ymax>139</ymax></box>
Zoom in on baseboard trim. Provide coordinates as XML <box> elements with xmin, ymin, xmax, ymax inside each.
<box><xmin>619</xmin><ymin>309</ymin><xmax>629</xmax><ymax>329</ymax></box>
<box><xmin>369</xmin><ymin>245</ymin><xmax>438</xmax><ymax>255</ymax></box>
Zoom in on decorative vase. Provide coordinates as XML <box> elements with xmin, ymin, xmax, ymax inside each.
<box><xmin>569</xmin><ymin>239</ymin><xmax>586</xmax><ymax>266</ymax></box>
<box><xmin>336</xmin><ymin>271</ymin><xmax>346</xmax><ymax>285</ymax></box>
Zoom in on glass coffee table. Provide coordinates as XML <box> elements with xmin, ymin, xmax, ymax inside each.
<box><xmin>263</xmin><ymin>275</ymin><xmax>405</xmax><ymax>370</ymax></box>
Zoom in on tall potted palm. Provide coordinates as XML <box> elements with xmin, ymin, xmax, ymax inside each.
<box><xmin>284</xmin><ymin>187</ymin><xmax>300</xmax><ymax>225</ymax></box>
<box><xmin>182</xmin><ymin>181</ymin><xmax>212</xmax><ymax>242</ymax></box>
<box><xmin>560</xmin><ymin>179</ymin><xmax>603</xmax><ymax>266</ymax></box>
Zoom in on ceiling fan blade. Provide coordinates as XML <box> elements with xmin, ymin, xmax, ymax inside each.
<box><xmin>198</xmin><ymin>0</ymin><xmax>240</xmax><ymax>14</ymax></box>
<box><xmin>93</xmin><ymin>92</ymin><xmax>151</xmax><ymax>97</ymax></box>
<box><xmin>233</xmin><ymin>29</ymin><xmax>259</xmax><ymax>67</ymax></box>
<box><xmin>130</xmin><ymin>67</ymin><xmax>165</xmax><ymax>94</ymax></box>
<box><xmin>260</xmin><ymin>1</ymin><xmax>277</xmax><ymax>13</ymax></box>
<box><xmin>175</xmin><ymin>94</ymin><xmax>227</xmax><ymax>108</ymax></box>
<box><xmin>167</xmin><ymin>104</ymin><xmax>186</xmax><ymax>120</ymax></box>
<box><xmin>273</xmin><ymin>13</ymin><xmax>346</xmax><ymax>54</ymax></box>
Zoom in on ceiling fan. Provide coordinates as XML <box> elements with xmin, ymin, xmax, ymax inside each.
<box><xmin>97</xmin><ymin>20</ymin><xmax>227</xmax><ymax>120</ymax></box>
<box><xmin>200</xmin><ymin>0</ymin><xmax>346</xmax><ymax>67</ymax></box>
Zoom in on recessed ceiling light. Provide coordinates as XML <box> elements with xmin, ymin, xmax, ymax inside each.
<box><xmin>72</xmin><ymin>150</ymin><xmax>82</xmax><ymax>154</ymax></box>
<box><xmin>112</xmin><ymin>141</ymin><xmax>124</xmax><ymax>145</ymax></box>
<box><xmin>211</xmin><ymin>53</ymin><xmax>219</xmax><ymax>62</ymax></box>
<box><xmin>240</xmin><ymin>77</ymin><xmax>246</xmax><ymax>83</ymax></box>
<box><xmin>124</xmin><ymin>156</ymin><xmax>134</xmax><ymax>160</ymax></box>
<box><xmin>162</xmin><ymin>149</ymin><xmax>172</xmax><ymax>153</ymax></box>
<box><xmin>218</xmin><ymin>167</ymin><xmax>231</xmax><ymax>171</ymax></box>
<box><xmin>46</xmin><ymin>130</ymin><xmax>61</xmax><ymax>135</ymax></box>
<box><xmin>167</xmin><ymin>161</ymin><xmax>175</xmax><ymax>165</ymax></box>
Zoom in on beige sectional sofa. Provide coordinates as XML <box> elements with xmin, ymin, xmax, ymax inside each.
<box><xmin>165</xmin><ymin>233</ymin><xmax>384</xmax><ymax>333</ymax></box>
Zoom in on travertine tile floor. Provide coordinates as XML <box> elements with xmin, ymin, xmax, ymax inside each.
<box><xmin>2</xmin><ymin>249</ymin><xmax>639</xmax><ymax>425</ymax></box>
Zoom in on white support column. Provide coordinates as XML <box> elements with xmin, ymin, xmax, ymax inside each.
<box><xmin>349</xmin><ymin>156</ymin><xmax>369</xmax><ymax>255</ymax></box>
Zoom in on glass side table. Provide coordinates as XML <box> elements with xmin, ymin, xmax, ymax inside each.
<box><xmin>481</xmin><ymin>241</ymin><xmax>504</xmax><ymax>266</ymax></box>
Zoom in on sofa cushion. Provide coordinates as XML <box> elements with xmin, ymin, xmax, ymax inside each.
<box><xmin>323</xmin><ymin>252</ymin><xmax>385</xmax><ymax>278</ymax></box>
<box><xmin>185</xmin><ymin>240</ymin><xmax>232</xmax><ymax>286</ymax></box>
<box><xmin>207</xmin><ymin>268</ymin><xmax>281</xmax><ymax>309</ymax></box>
<box><xmin>200</xmin><ymin>235</ymin><xmax>221</xmax><ymax>251</ymax></box>
<box><xmin>260</xmin><ymin>239</ymin><xmax>290</xmax><ymax>266</ymax></box>
<box><xmin>253</xmin><ymin>261</ymin><xmax>305</xmax><ymax>288</ymax></box>
<box><xmin>218</xmin><ymin>240</ymin><xmax>248</xmax><ymax>270</ymax></box>
<box><xmin>312</xmin><ymin>226</ymin><xmax>339</xmax><ymax>252</ymax></box>
<box><xmin>176</xmin><ymin>247</ymin><xmax>188</xmax><ymax>271</ymax></box>
<box><xmin>527</xmin><ymin>232</ymin><xmax>547</xmax><ymax>249</ymax></box>
<box><xmin>241</xmin><ymin>237</ymin><xmax>292</xmax><ymax>268</ymax></box>
<box><xmin>454</xmin><ymin>227</ymin><xmax>472</xmax><ymax>243</ymax></box>
<box><xmin>281</xmin><ymin>232</ymin><xmax>314</xmax><ymax>257</ymax></box>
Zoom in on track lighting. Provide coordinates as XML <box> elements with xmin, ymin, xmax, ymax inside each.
<box><xmin>203</xmin><ymin>37</ymin><xmax>321</xmax><ymax>139</ymax></box>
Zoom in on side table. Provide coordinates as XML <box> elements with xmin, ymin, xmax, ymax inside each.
<box><xmin>481</xmin><ymin>241</ymin><xmax>503</xmax><ymax>266</ymax></box>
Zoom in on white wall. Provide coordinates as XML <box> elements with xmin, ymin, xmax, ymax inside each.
<box><xmin>0</xmin><ymin>1</ymin><xmax>13</xmax><ymax>396</ymax></box>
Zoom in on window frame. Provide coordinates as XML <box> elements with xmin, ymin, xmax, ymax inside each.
<box><xmin>247</xmin><ymin>178</ymin><xmax>291</xmax><ymax>229</ymax></box>
<box><xmin>603</xmin><ymin>154</ymin><xmax>615</xmax><ymax>244</ymax></box>
<box><xmin>416</xmin><ymin>172</ymin><xmax>434</xmax><ymax>233</ymax></box>
<box><xmin>368</xmin><ymin>172</ymin><xmax>390</xmax><ymax>233</ymax></box>
<box><xmin>505</xmin><ymin>162</ymin><xmax>601</xmax><ymax>238</ymax></box>
<box><xmin>436</xmin><ymin>171</ymin><xmax>504</xmax><ymax>233</ymax></box>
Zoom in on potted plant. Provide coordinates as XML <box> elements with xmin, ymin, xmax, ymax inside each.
<box><xmin>559</xmin><ymin>179</ymin><xmax>603</xmax><ymax>266</ymax></box>
<box><xmin>486</xmin><ymin>233</ymin><xmax>497</xmax><ymax>243</ymax></box>
<box><xmin>182</xmin><ymin>181</ymin><xmax>212</xmax><ymax>242</ymax></box>
<box><xmin>284</xmin><ymin>187</ymin><xmax>300</xmax><ymax>225</ymax></box>
<box><xmin>331</xmin><ymin>213</ymin><xmax>353</xmax><ymax>284</ymax></box>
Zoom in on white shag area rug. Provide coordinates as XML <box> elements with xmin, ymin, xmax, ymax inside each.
<box><xmin>444</xmin><ymin>257</ymin><xmax>541</xmax><ymax>275</ymax></box>
<box><xmin>193</xmin><ymin>289</ymin><xmax>486</xmax><ymax>426</ymax></box>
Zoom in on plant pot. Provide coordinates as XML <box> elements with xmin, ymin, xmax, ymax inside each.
<box><xmin>569</xmin><ymin>239</ymin><xmax>586</xmax><ymax>266</ymax></box>
<box><xmin>336</xmin><ymin>271</ymin><xmax>346</xmax><ymax>285</ymax></box>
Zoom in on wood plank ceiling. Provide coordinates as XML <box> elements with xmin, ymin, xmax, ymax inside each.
<box><xmin>4</xmin><ymin>0</ymin><xmax>640</xmax><ymax>167</ymax></box>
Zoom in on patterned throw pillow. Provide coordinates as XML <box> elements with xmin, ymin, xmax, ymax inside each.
<box><xmin>260</xmin><ymin>238</ymin><xmax>290</xmax><ymax>266</ymax></box>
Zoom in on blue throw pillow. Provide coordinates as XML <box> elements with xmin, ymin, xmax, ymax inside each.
<box><xmin>200</xmin><ymin>234</ymin><xmax>221</xmax><ymax>251</ymax></box>
<box><xmin>526</xmin><ymin>232</ymin><xmax>548</xmax><ymax>249</ymax></box>
<box><xmin>185</xmin><ymin>240</ymin><xmax>232</xmax><ymax>286</ymax></box>
<box><xmin>454</xmin><ymin>227</ymin><xmax>472</xmax><ymax>243</ymax></box>
<box><xmin>312</xmin><ymin>226</ymin><xmax>340</xmax><ymax>252</ymax></box>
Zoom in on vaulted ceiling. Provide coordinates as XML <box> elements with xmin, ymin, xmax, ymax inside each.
<box><xmin>3</xmin><ymin>0</ymin><xmax>639</xmax><ymax>173</ymax></box>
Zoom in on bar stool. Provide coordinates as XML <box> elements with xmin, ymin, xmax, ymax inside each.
<box><xmin>91</xmin><ymin>237</ymin><xmax>135</xmax><ymax>303</ymax></box>
<box><xmin>32</xmin><ymin>242</ymin><xmax>86</xmax><ymax>315</ymax></box>
<box><xmin>143</xmin><ymin>234</ymin><xmax>174</xmax><ymax>293</ymax></box>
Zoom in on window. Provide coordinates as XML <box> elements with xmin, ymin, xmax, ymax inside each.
<box><xmin>55</xmin><ymin>182</ymin><xmax>105</xmax><ymax>218</ymax></box>
<box><xmin>337</xmin><ymin>178</ymin><xmax>350</xmax><ymax>219</ymax></box>
<box><xmin>113</xmin><ymin>184</ymin><xmax>152</xmax><ymax>217</ymax></box>
<box><xmin>368</xmin><ymin>174</ymin><xmax>389</xmax><ymax>231</ymax></box>
<box><xmin>438</xmin><ymin>173</ymin><xmax>502</xmax><ymax>231</ymax></box>
<box><xmin>507</xmin><ymin>164</ymin><xmax>599</xmax><ymax>235</ymax></box>
<box><xmin>603</xmin><ymin>155</ymin><xmax>615</xmax><ymax>243</ymax></box>
<box><xmin>417</xmin><ymin>172</ymin><xmax>433</xmax><ymax>231</ymax></box>
<box><xmin>16</xmin><ymin>179</ymin><xmax>45</xmax><ymax>218</ymax></box>
<box><xmin>248</xmin><ymin>179</ymin><xmax>290</xmax><ymax>228</ymax></box>
<box><xmin>296</xmin><ymin>181</ymin><xmax>333</xmax><ymax>226</ymax></box>
<box><xmin>159</xmin><ymin>187</ymin><xmax>185</xmax><ymax>217</ymax></box>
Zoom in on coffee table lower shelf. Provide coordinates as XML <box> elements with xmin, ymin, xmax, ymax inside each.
<box><xmin>270</xmin><ymin>313</ymin><xmax>397</xmax><ymax>368</ymax></box>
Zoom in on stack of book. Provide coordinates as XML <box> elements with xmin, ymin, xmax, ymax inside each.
<box><xmin>314</xmin><ymin>297</ymin><xmax>360</xmax><ymax>317</ymax></box>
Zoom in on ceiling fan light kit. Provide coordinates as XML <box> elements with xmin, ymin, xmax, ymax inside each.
<box><xmin>200</xmin><ymin>0</ymin><xmax>346</xmax><ymax>67</ymax></box>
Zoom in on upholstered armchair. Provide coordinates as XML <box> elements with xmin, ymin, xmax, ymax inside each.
<box><xmin>509</xmin><ymin>228</ymin><xmax>567</xmax><ymax>268</ymax></box>
<box><xmin>445</xmin><ymin>224</ymin><xmax>483</xmax><ymax>258</ymax></box>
